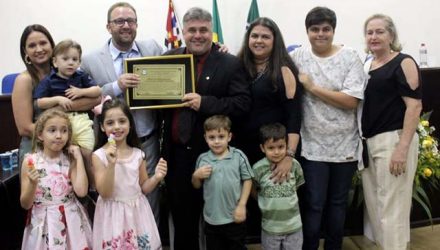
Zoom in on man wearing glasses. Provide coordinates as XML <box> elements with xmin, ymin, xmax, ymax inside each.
<box><xmin>81</xmin><ymin>2</ymin><xmax>163</xmax><ymax>224</ymax></box>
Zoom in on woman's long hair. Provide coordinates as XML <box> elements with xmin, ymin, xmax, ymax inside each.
<box><xmin>19</xmin><ymin>24</ymin><xmax>55</xmax><ymax>86</ymax></box>
<box><xmin>237</xmin><ymin>17</ymin><xmax>298</xmax><ymax>90</ymax></box>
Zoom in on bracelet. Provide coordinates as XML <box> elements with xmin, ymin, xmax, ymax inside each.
<box><xmin>286</xmin><ymin>149</ymin><xmax>296</xmax><ymax>158</ymax></box>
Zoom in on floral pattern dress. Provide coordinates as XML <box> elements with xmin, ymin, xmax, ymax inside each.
<box><xmin>93</xmin><ymin>147</ymin><xmax>161</xmax><ymax>250</ymax></box>
<box><xmin>21</xmin><ymin>151</ymin><xmax>92</xmax><ymax>250</ymax></box>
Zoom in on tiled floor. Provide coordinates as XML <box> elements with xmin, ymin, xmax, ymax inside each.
<box><xmin>245</xmin><ymin>224</ymin><xmax>440</xmax><ymax>250</ymax></box>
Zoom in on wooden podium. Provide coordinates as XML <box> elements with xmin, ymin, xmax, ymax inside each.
<box><xmin>0</xmin><ymin>95</ymin><xmax>20</xmax><ymax>152</ymax></box>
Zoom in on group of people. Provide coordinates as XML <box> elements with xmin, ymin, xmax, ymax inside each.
<box><xmin>11</xmin><ymin>2</ymin><xmax>422</xmax><ymax>250</ymax></box>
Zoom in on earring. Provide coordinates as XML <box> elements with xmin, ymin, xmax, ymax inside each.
<box><xmin>24</xmin><ymin>55</ymin><xmax>32</xmax><ymax>65</ymax></box>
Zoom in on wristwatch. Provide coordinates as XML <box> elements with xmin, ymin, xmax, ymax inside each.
<box><xmin>286</xmin><ymin>149</ymin><xmax>296</xmax><ymax>158</ymax></box>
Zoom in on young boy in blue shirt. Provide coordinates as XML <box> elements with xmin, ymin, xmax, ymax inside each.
<box><xmin>34</xmin><ymin>39</ymin><xmax>101</xmax><ymax>185</ymax></box>
<box><xmin>253</xmin><ymin>123</ymin><xmax>304</xmax><ymax>250</ymax></box>
<box><xmin>192</xmin><ymin>115</ymin><xmax>253</xmax><ymax>250</ymax></box>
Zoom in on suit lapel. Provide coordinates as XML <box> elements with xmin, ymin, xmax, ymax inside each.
<box><xmin>197</xmin><ymin>51</ymin><xmax>219</xmax><ymax>94</ymax></box>
<box><xmin>136</xmin><ymin>41</ymin><xmax>147</xmax><ymax>57</ymax></box>
<box><xmin>100</xmin><ymin>42</ymin><xmax>118</xmax><ymax>81</ymax></box>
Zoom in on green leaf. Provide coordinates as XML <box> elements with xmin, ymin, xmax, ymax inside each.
<box><xmin>415</xmin><ymin>185</ymin><xmax>432</xmax><ymax>210</ymax></box>
<box><xmin>412</xmin><ymin>186</ymin><xmax>433</xmax><ymax>225</ymax></box>
<box><xmin>421</xmin><ymin>111</ymin><xmax>433</xmax><ymax>121</ymax></box>
<box><xmin>356</xmin><ymin>190</ymin><xmax>364</xmax><ymax>208</ymax></box>
<box><xmin>347</xmin><ymin>189</ymin><xmax>355</xmax><ymax>207</ymax></box>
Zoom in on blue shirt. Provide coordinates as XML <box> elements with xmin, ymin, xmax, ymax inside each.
<box><xmin>108</xmin><ymin>40</ymin><xmax>140</xmax><ymax>96</ymax></box>
<box><xmin>34</xmin><ymin>69</ymin><xmax>96</xmax><ymax>99</ymax></box>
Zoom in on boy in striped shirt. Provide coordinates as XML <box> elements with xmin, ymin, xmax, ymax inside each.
<box><xmin>252</xmin><ymin>123</ymin><xmax>304</xmax><ymax>250</ymax></box>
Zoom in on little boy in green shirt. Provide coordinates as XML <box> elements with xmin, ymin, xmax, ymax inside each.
<box><xmin>253</xmin><ymin>123</ymin><xmax>304</xmax><ymax>250</ymax></box>
<box><xmin>192</xmin><ymin>115</ymin><xmax>253</xmax><ymax>250</ymax></box>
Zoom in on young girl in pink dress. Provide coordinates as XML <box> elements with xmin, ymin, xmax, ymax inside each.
<box><xmin>92</xmin><ymin>99</ymin><xmax>167</xmax><ymax>250</ymax></box>
<box><xmin>20</xmin><ymin>108</ymin><xmax>92</xmax><ymax>249</ymax></box>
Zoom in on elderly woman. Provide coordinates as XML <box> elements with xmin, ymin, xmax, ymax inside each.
<box><xmin>290</xmin><ymin>7</ymin><xmax>367</xmax><ymax>249</ymax></box>
<box><xmin>361</xmin><ymin>14</ymin><xmax>422</xmax><ymax>250</ymax></box>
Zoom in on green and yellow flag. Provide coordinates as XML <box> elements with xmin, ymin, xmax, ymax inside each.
<box><xmin>212</xmin><ymin>0</ymin><xmax>224</xmax><ymax>43</ymax></box>
<box><xmin>246</xmin><ymin>0</ymin><xmax>260</xmax><ymax>29</ymax></box>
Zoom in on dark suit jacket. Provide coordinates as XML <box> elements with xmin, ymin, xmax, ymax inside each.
<box><xmin>162</xmin><ymin>44</ymin><xmax>251</xmax><ymax>158</ymax></box>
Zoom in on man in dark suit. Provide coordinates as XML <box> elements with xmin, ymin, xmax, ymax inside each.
<box><xmin>81</xmin><ymin>2</ymin><xmax>163</xmax><ymax>223</ymax></box>
<box><xmin>162</xmin><ymin>7</ymin><xmax>251</xmax><ymax>250</ymax></box>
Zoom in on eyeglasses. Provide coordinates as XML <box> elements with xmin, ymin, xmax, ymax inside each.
<box><xmin>110</xmin><ymin>18</ymin><xmax>137</xmax><ymax>27</ymax></box>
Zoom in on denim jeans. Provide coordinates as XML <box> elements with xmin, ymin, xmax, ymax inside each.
<box><xmin>299</xmin><ymin>159</ymin><xmax>357</xmax><ymax>250</ymax></box>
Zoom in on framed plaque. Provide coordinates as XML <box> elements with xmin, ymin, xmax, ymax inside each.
<box><xmin>125</xmin><ymin>54</ymin><xmax>195</xmax><ymax>109</ymax></box>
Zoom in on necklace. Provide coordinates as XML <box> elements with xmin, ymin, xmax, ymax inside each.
<box><xmin>254</xmin><ymin>57</ymin><xmax>269</xmax><ymax>65</ymax></box>
<box><xmin>253</xmin><ymin>58</ymin><xmax>269</xmax><ymax>84</ymax></box>
<box><xmin>372</xmin><ymin>51</ymin><xmax>396</xmax><ymax>70</ymax></box>
<box><xmin>255</xmin><ymin>58</ymin><xmax>269</xmax><ymax>72</ymax></box>
<box><xmin>253</xmin><ymin>67</ymin><xmax>267</xmax><ymax>84</ymax></box>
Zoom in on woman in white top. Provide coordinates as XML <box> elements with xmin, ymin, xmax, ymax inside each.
<box><xmin>290</xmin><ymin>6</ymin><xmax>367</xmax><ymax>250</ymax></box>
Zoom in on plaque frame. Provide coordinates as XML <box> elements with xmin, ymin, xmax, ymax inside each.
<box><xmin>125</xmin><ymin>54</ymin><xmax>195</xmax><ymax>109</ymax></box>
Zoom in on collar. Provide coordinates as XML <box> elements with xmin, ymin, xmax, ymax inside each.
<box><xmin>184</xmin><ymin>43</ymin><xmax>218</xmax><ymax>62</ymax></box>
<box><xmin>48</xmin><ymin>68</ymin><xmax>77</xmax><ymax>80</ymax></box>
<box><xmin>196</xmin><ymin>51</ymin><xmax>210</xmax><ymax>64</ymax></box>
<box><xmin>48</xmin><ymin>69</ymin><xmax>58</xmax><ymax>79</ymax></box>
<box><xmin>108</xmin><ymin>39</ymin><xmax>140</xmax><ymax>61</ymax></box>
<box><xmin>206</xmin><ymin>146</ymin><xmax>234</xmax><ymax>161</ymax></box>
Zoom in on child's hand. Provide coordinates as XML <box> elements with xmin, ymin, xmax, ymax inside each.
<box><xmin>68</xmin><ymin>145</ymin><xmax>82</xmax><ymax>160</ymax></box>
<box><xmin>153</xmin><ymin>158</ymin><xmax>167</xmax><ymax>181</ymax></box>
<box><xmin>65</xmin><ymin>85</ymin><xmax>82</xmax><ymax>100</ymax></box>
<box><xmin>27</xmin><ymin>167</ymin><xmax>40</xmax><ymax>184</ymax></box>
<box><xmin>233</xmin><ymin>203</ymin><xmax>246</xmax><ymax>223</ymax></box>
<box><xmin>57</xmin><ymin>96</ymin><xmax>73</xmax><ymax>111</ymax></box>
<box><xmin>107</xmin><ymin>133</ymin><xmax>116</xmax><ymax>145</ymax></box>
<box><xmin>105</xmin><ymin>143</ymin><xmax>117</xmax><ymax>165</ymax></box>
<box><xmin>193</xmin><ymin>165</ymin><xmax>213</xmax><ymax>180</ymax></box>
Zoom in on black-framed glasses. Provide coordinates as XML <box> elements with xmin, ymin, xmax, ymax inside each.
<box><xmin>110</xmin><ymin>18</ymin><xmax>137</xmax><ymax>27</ymax></box>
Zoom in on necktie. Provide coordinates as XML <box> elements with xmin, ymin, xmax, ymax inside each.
<box><xmin>119</xmin><ymin>52</ymin><xmax>128</xmax><ymax>76</ymax></box>
<box><xmin>171</xmin><ymin>108</ymin><xmax>195</xmax><ymax>145</ymax></box>
<box><xmin>171</xmin><ymin>57</ymin><xmax>200</xmax><ymax>145</ymax></box>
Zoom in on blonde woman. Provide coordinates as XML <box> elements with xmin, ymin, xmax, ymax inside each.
<box><xmin>361</xmin><ymin>14</ymin><xmax>422</xmax><ymax>250</ymax></box>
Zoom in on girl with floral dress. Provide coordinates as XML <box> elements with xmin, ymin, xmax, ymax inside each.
<box><xmin>92</xmin><ymin>99</ymin><xmax>167</xmax><ymax>250</ymax></box>
<box><xmin>20</xmin><ymin>108</ymin><xmax>92</xmax><ymax>249</ymax></box>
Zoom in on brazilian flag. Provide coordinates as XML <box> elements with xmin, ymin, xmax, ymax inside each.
<box><xmin>212</xmin><ymin>0</ymin><xmax>224</xmax><ymax>43</ymax></box>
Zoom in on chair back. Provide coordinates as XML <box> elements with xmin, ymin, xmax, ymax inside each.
<box><xmin>287</xmin><ymin>44</ymin><xmax>301</xmax><ymax>53</ymax></box>
<box><xmin>1</xmin><ymin>73</ymin><xmax>19</xmax><ymax>94</ymax></box>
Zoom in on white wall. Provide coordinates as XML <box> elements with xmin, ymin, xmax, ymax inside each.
<box><xmin>1</xmin><ymin>0</ymin><xmax>439</xmax><ymax>90</ymax></box>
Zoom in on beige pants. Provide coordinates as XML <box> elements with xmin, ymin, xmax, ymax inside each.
<box><xmin>69</xmin><ymin>112</ymin><xmax>94</xmax><ymax>150</ymax></box>
<box><xmin>362</xmin><ymin>130</ymin><xmax>418</xmax><ymax>250</ymax></box>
